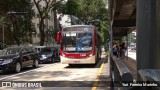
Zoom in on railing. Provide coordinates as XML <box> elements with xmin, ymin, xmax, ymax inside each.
<box><xmin>110</xmin><ymin>52</ymin><xmax>133</xmax><ymax>89</ymax></box>
<box><xmin>110</xmin><ymin>52</ymin><xmax>160</xmax><ymax>90</ymax></box>
<box><xmin>138</xmin><ymin>69</ymin><xmax>160</xmax><ymax>90</ymax></box>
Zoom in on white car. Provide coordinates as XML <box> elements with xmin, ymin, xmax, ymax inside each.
<box><xmin>34</xmin><ymin>46</ymin><xmax>46</xmax><ymax>53</ymax></box>
<box><xmin>101</xmin><ymin>46</ymin><xmax>105</xmax><ymax>52</ymax></box>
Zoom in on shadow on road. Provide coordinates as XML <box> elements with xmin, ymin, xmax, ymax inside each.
<box><xmin>0</xmin><ymin>65</ymin><xmax>44</xmax><ymax>75</ymax></box>
<box><xmin>0</xmin><ymin>62</ymin><xmax>61</xmax><ymax>75</ymax></box>
<box><xmin>64</xmin><ymin>56</ymin><xmax>107</xmax><ymax>69</ymax></box>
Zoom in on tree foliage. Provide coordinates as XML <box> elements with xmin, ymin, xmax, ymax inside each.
<box><xmin>58</xmin><ymin>0</ymin><xmax>109</xmax><ymax>44</ymax></box>
<box><xmin>33</xmin><ymin>0</ymin><xmax>63</xmax><ymax>46</ymax></box>
<box><xmin>0</xmin><ymin>0</ymin><xmax>35</xmax><ymax>46</ymax></box>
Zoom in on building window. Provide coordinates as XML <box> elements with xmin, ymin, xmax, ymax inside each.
<box><xmin>50</xmin><ymin>17</ymin><xmax>53</xmax><ymax>21</ymax></box>
<box><xmin>33</xmin><ymin>23</ymin><xmax>35</xmax><ymax>27</ymax></box>
<box><xmin>32</xmin><ymin>33</ymin><xmax>36</xmax><ymax>38</ymax></box>
<box><xmin>37</xmin><ymin>14</ymin><xmax>40</xmax><ymax>18</ymax></box>
<box><xmin>37</xmin><ymin>24</ymin><xmax>39</xmax><ymax>28</ymax></box>
<box><xmin>49</xmin><ymin>26</ymin><xmax>53</xmax><ymax>29</ymax></box>
<box><xmin>37</xmin><ymin>33</ymin><xmax>41</xmax><ymax>38</ymax></box>
<box><xmin>44</xmin><ymin>25</ymin><xmax>46</xmax><ymax>29</ymax></box>
<box><xmin>39</xmin><ymin>5</ymin><xmax>42</xmax><ymax>9</ymax></box>
<box><xmin>44</xmin><ymin>25</ymin><xmax>48</xmax><ymax>29</ymax></box>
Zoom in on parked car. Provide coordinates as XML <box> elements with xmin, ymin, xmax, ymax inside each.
<box><xmin>38</xmin><ymin>47</ymin><xmax>60</xmax><ymax>63</ymax></box>
<box><xmin>0</xmin><ymin>46</ymin><xmax>39</xmax><ymax>73</ymax></box>
<box><xmin>101</xmin><ymin>46</ymin><xmax>105</xmax><ymax>52</ymax></box>
<box><xmin>52</xmin><ymin>47</ymin><xmax>60</xmax><ymax>62</ymax></box>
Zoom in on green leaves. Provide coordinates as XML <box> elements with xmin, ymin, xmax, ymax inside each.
<box><xmin>58</xmin><ymin>0</ymin><xmax>109</xmax><ymax>45</ymax></box>
<box><xmin>0</xmin><ymin>16</ymin><xmax>5</xmax><ymax>25</ymax></box>
<box><xmin>33</xmin><ymin>0</ymin><xmax>64</xmax><ymax>45</ymax></box>
<box><xmin>0</xmin><ymin>0</ymin><xmax>35</xmax><ymax>45</ymax></box>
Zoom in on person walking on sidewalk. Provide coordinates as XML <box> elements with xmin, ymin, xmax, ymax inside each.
<box><xmin>113</xmin><ymin>43</ymin><xmax>119</xmax><ymax>58</ymax></box>
<box><xmin>121</xmin><ymin>42</ymin><xmax>127</xmax><ymax>57</ymax></box>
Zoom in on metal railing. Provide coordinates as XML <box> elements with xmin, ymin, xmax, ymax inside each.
<box><xmin>138</xmin><ymin>69</ymin><xmax>160</xmax><ymax>90</ymax></box>
<box><xmin>110</xmin><ymin>52</ymin><xmax>133</xmax><ymax>89</ymax></box>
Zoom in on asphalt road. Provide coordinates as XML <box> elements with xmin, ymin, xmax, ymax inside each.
<box><xmin>0</xmin><ymin>52</ymin><xmax>108</xmax><ymax>90</ymax></box>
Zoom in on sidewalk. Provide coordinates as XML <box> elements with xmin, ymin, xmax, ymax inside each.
<box><xmin>95</xmin><ymin>51</ymin><xmax>137</xmax><ymax>89</ymax></box>
<box><xmin>122</xmin><ymin>50</ymin><xmax>137</xmax><ymax>79</ymax></box>
<box><xmin>95</xmin><ymin>53</ymin><xmax>110</xmax><ymax>90</ymax></box>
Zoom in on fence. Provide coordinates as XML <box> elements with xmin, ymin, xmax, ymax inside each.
<box><xmin>110</xmin><ymin>52</ymin><xmax>133</xmax><ymax>89</ymax></box>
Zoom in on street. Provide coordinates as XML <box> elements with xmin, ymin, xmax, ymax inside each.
<box><xmin>0</xmin><ymin>52</ymin><xmax>109</xmax><ymax>90</ymax></box>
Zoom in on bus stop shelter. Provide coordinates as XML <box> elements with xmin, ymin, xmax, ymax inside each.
<box><xmin>109</xmin><ymin>0</ymin><xmax>160</xmax><ymax>89</ymax></box>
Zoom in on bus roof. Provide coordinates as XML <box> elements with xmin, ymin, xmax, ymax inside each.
<box><xmin>63</xmin><ymin>25</ymin><xmax>95</xmax><ymax>28</ymax></box>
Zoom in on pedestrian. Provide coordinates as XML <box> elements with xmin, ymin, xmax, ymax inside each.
<box><xmin>121</xmin><ymin>42</ymin><xmax>127</xmax><ymax>57</ymax></box>
<box><xmin>118</xmin><ymin>43</ymin><xmax>122</xmax><ymax>57</ymax></box>
<box><xmin>113</xmin><ymin>43</ymin><xmax>119</xmax><ymax>58</ymax></box>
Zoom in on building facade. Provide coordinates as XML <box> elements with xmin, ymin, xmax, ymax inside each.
<box><xmin>32</xmin><ymin>1</ymin><xmax>55</xmax><ymax>46</ymax></box>
<box><xmin>128</xmin><ymin>31</ymin><xmax>136</xmax><ymax>47</ymax></box>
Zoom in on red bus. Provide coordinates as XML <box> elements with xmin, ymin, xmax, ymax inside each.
<box><xmin>56</xmin><ymin>25</ymin><xmax>101</xmax><ymax>66</ymax></box>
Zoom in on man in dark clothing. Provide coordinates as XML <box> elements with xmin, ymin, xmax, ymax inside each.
<box><xmin>113</xmin><ymin>44</ymin><xmax>119</xmax><ymax>58</ymax></box>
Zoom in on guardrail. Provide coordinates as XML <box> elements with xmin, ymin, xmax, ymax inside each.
<box><xmin>110</xmin><ymin>52</ymin><xmax>133</xmax><ymax>89</ymax></box>
<box><xmin>138</xmin><ymin>69</ymin><xmax>160</xmax><ymax>90</ymax></box>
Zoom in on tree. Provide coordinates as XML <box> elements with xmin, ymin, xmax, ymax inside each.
<box><xmin>58</xmin><ymin>0</ymin><xmax>109</xmax><ymax>44</ymax></box>
<box><xmin>0</xmin><ymin>0</ymin><xmax>35</xmax><ymax>46</ymax></box>
<box><xmin>33</xmin><ymin>0</ymin><xmax>64</xmax><ymax>46</ymax></box>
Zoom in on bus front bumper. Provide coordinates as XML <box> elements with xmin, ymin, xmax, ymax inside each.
<box><xmin>60</xmin><ymin>56</ymin><xmax>96</xmax><ymax>64</ymax></box>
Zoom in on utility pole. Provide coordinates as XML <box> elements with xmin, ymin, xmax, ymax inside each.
<box><xmin>2</xmin><ymin>24</ymin><xmax>4</xmax><ymax>48</ymax></box>
<box><xmin>53</xmin><ymin>0</ymin><xmax>57</xmax><ymax>47</ymax></box>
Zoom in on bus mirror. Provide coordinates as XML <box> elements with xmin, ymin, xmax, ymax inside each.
<box><xmin>56</xmin><ymin>31</ymin><xmax>61</xmax><ymax>43</ymax></box>
<box><xmin>95</xmin><ymin>38</ymin><xmax>97</xmax><ymax>44</ymax></box>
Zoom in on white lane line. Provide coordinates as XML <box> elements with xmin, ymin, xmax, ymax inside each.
<box><xmin>0</xmin><ymin>64</ymin><xmax>56</xmax><ymax>80</ymax></box>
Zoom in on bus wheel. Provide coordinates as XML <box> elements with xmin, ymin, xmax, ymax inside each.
<box><xmin>51</xmin><ymin>58</ymin><xmax>55</xmax><ymax>63</ymax></box>
<box><xmin>99</xmin><ymin>53</ymin><xmax>101</xmax><ymax>60</ymax></box>
<box><xmin>96</xmin><ymin>53</ymin><xmax>99</xmax><ymax>63</ymax></box>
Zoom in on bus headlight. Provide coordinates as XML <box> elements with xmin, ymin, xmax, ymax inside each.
<box><xmin>62</xmin><ymin>53</ymin><xmax>65</xmax><ymax>57</ymax></box>
<box><xmin>89</xmin><ymin>54</ymin><xmax>93</xmax><ymax>57</ymax></box>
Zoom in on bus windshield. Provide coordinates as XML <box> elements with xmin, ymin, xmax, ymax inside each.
<box><xmin>62</xmin><ymin>28</ymin><xmax>93</xmax><ymax>52</ymax></box>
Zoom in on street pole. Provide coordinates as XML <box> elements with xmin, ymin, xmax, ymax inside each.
<box><xmin>53</xmin><ymin>0</ymin><xmax>57</xmax><ymax>47</ymax></box>
<box><xmin>2</xmin><ymin>24</ymin><xmax>4</xmax><ymax>48</ymax></box>
<box><xmin>126</xmin><ymin>31</ymin><xmax>128</xmax><ymax>60</ymax></box>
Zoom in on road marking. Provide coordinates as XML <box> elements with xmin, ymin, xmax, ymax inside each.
<box><xmin>91</xmin><ymin>57</ymin><xmax>105</xmax><ymax>90</ymax></box>
<box><xmin>0</xmin><ymin>64</ymin><xmax>56</xmax><ymax>80</ymax></box>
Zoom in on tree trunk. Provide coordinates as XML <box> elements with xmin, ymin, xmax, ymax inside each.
<box><xmin>14</xmin><ymin>33</ymin><xmax>20</xmax><ymax>46</ymax></box>
<box><xmin>13</xmin><ymin>21</ymin><xmax>20</xmax><ymax>46</ymax></box>
<box><xmin>29</xmin><ymin>32</ymin><xmax>33</xmax><ymax>44</ymax></box>
<box><xmin>39</xmin><ymin>18</ymin><xmax>45</xmax><ymax>46</ymax></box>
